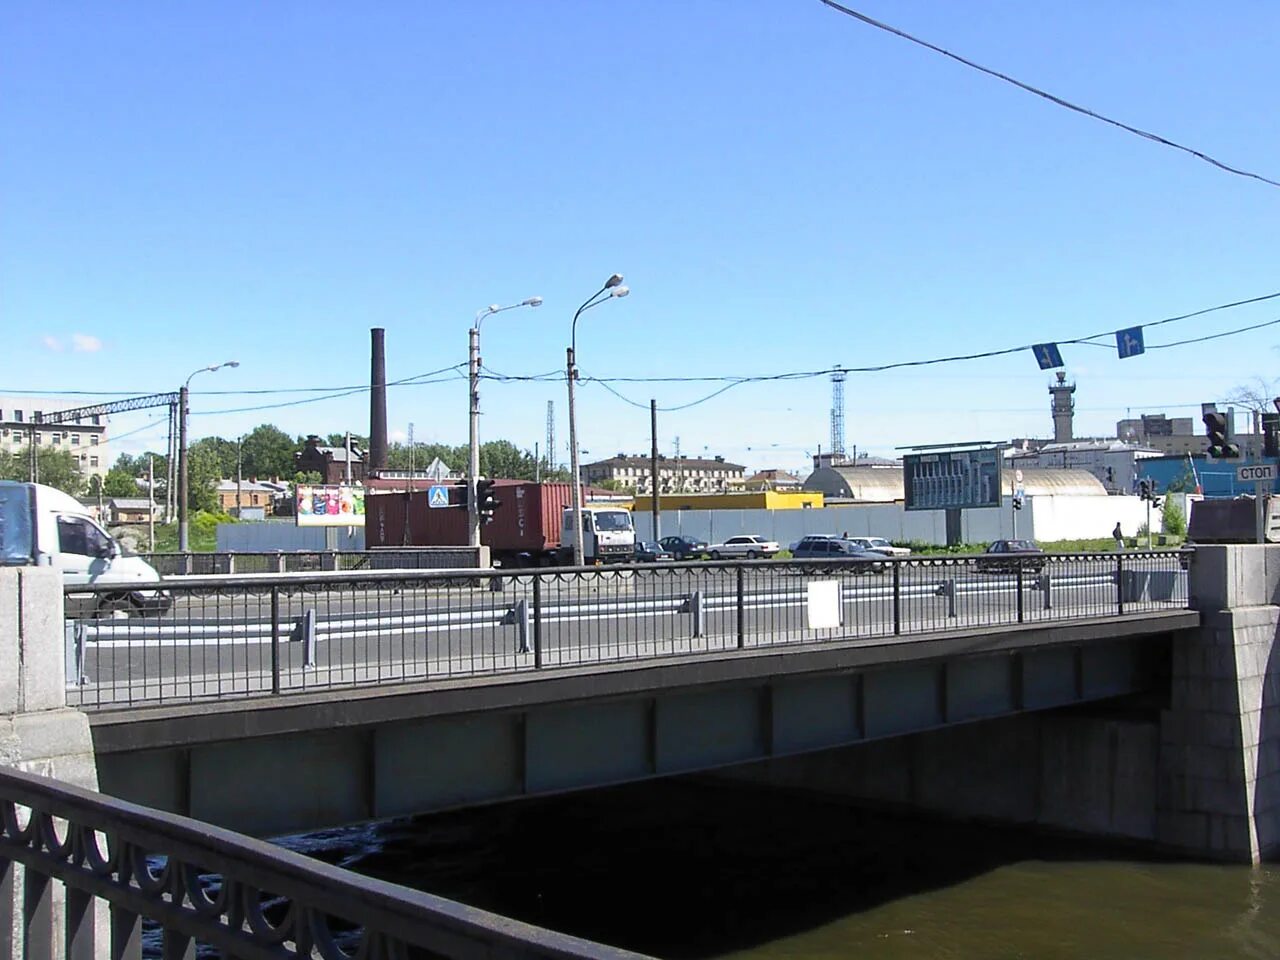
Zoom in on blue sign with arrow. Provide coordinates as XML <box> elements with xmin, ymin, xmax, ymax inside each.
<box><xmin>1032</xmin><ymin>343</ymin><xmax>1064</xmax><ymax>370</ymax></box>
<box><xmin>1116</xmin><ymin>326</ymin><xmax>1145</xmax><ymax>359</ymax></box>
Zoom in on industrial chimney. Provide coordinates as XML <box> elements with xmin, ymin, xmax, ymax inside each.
<box><xmin>369</xmin><ymin>328</ymin><xmax>388</xmax><ymax>472</ymax></box>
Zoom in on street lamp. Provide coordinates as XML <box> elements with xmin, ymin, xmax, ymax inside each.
<box><xmin>567</xmin><ymin>274</ymin><xmax>629</xmax><ymax>566</ymax></box>
<box><xmin>178</xmin><ymin>360</ymin><xmax>239</xmax><ymax>552</ymax></box>
<box><xmin>469</xmin><ymin>296</ymin><xmax>543</xmax><ymax>548</ymax></box>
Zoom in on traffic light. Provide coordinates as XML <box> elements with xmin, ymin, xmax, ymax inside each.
<box><xmin>1203</xmin><ymin>410</ymin><xmax>1240</xmax><ymax>459</ymax></box>
<box><xmin>1263</xmin><ymin>412</ymin><xmax>1280</xmax><ymax>458</ymax></box>
<box><xmin>476</xmin><ymin>479</ymin><xmax>500</xmax><ymax>523</ymax></box>
<box><xmin>1012</xmin><ymin>494</ymin><xmax>1023</xmax><ymax>511</ymax></box>
<box><xmin>1137</xmin><ymin>478</ymin><xmax>1149</xmax><ymax>500</ymax></box>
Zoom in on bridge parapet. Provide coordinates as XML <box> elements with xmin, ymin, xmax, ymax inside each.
<box><xmin>1160</xmin><ymin>544</ymin><xmax>1280</xmax><ymax>861</ymax></box>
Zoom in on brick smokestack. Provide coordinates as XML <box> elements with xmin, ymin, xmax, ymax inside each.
<box><xmin>369</xmin><ymin>327</ymin><xmax>387</xmax><ymax>472</ymax></box>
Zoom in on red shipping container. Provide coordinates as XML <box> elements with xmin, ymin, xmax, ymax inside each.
<box><xmin>365</xmin><ymin>481</ymin><xmax>580</xmax><ymax>558</ymax></box>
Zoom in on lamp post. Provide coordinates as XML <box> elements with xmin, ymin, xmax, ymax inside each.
<box><xmin>567</xmin><ymin>274</ymin><xmax>629</xmax><ymax>566</ymax></box>
<box><xmin>469</xmin><ymin>296</ymin><xmax>543</xmax><ymax>547</ymax></box>
<box><xmin>178</xmin><ymin>360</ymin><xmax>239</xmax><ymax>552</ymax></box>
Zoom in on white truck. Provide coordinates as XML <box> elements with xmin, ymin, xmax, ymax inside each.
<box><xmin>560</xmin><ymin>504</ymin><xmax>636</xmax><ymax>564</ymax></box>
<box><xmin>0</xmin><ymin>480</ymin><xmax>170</xmax><ymax>617</ymax></box>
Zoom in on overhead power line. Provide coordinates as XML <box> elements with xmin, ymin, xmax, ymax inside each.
<box><xmin>817</xmin><ymin>0</ymin><xmax>1280</xmax><ymax>190</ymax></box>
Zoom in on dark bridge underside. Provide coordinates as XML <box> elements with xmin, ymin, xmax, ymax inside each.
<box><xmin>90</xmin><ymin>611</ymin><xmax>1197</xmax><ymax>838</ymax></box>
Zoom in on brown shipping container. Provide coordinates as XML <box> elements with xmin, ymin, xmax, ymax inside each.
<box><xmin>365</xmin><ymin>481</ymin><xmax>577</xmax><ymax>555</ymax></box>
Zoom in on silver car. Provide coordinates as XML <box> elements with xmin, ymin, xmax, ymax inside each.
<box><xmin>708</xmin><ymin>535</ymin><xmax>780</xmax><ymax>559</ymax></box>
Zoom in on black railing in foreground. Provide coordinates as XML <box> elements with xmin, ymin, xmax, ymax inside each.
<box><xmin>64</xmin><ymin>551</ymin><xmax>1191</xmax><ymax>710</ymax></box>
<box><xmin>0</xmin><ymin>765</ymin><xmax>649</xmax><ymax>960</ymax></box>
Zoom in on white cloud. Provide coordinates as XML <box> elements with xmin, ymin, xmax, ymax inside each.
<box><xmin>71</xmin><ymin>333</ymin><xmax>103</xmax><ymax>353</ymax></box>
<box><xmin>41</xmin><ymin>335</ymin><xmax>64</xmax><ymax>352</ymax></box>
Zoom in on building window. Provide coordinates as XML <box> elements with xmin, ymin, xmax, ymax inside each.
<box><xmin>71</xmin><ymin>434</ymin><xmax>80</xmax><ymax>445</ymax></box>
<box><xmin>13</xmin><ymin>411</ymin><xmax>22</xmax><ymax>423</ymax></box>
<box><xmin>90</xmin><ymin>435</ymin><xmax>99</xmax><ymax>446</ymax></box>
<box><xmin>90</xmin><ymin>457</ymin><xmax>99</xmax><ymax>468</ymax></box>
<box><xmin>52</xmin><ymin>434</ymin><xmax>61</xmax><ymax>445</ymax></box>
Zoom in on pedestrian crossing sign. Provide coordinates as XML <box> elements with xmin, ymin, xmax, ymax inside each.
<box><xmin>428</xmin><ymin>485</ymin><xmax>450</xmax><ymax>508</ymax></box>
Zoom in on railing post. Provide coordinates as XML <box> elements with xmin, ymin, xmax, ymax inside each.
<box><xmin>892</xmin><ymin>562</ymin><xmax>902</xmax><ymax>636</ymax></box>
<box><xmin>1016</xmin><ymin>564</ymin><xmax>1025</xmax><ymax>623</ymax></box>
<box><xmin>532</xmin><ymin>576</ymin><xmax>543</xmax><ymax>669</ymax></box>
<box><xmin>270</xmin><ymin>585</ymin><xmax>281</xmax><ymax>695</ymax></box>
<box><xmin>1040</xmin><ymin>572</ymin><xmax>1052</xmax><ymax>610</ymax></box>
<box><xmin>1116</xmin><ymin>555</ymin><xmax>1125</xmax><ymax>615</ymax></box>
<box><xmin>736</xmin><ymin>567</ymin><xmax>746</xmax><ymax>649</ymax></box>
<box><xmin>941</xmin><ymin>578</ymin><xmax>957</xmax><ymax>618</ymax></box>
<box><xmin>691</xmin><ymin>590</ymin><xmax>704</xmax><ymax>638</ymax></box>
<box><xmin>515</xmin><ymin>598</ymin><xmax>531</xmax><ymax>654</ymax></box>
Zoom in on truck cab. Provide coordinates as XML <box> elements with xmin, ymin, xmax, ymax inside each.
<box><xmin>560</xmin><ymin>505</ymin><xmax>636</xmax><ymax>564</ymax></box>
<box><xmin>0</xmin><ymin>481</ymin><xmax>171</xmax><ymax>617</ymax></box>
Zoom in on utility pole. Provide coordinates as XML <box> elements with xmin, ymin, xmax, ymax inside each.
<box><xmin>147</xmin><ymin>455</ymin><xmax>156</xmax><ymax>553</ymax></box>
<box><xmin>468</xmin><ymin>324</ymin><xmax>482</xmax><ymax>547</ymax></box>
<box><xmin>567</xmin><ymin>345</ymin><xmax>584</xmax><ymax>565</ymax></box>
<box><xmin>650</xmin><ymin>399</ymin><xmax>660</xmax><ymax>541</ymax></box>
<box><xmin>345</xmin><ymin>432</ymin><xmax>352</xmax><ymax>484</ymax></box>
<box><xmin>178</xmin><ymin>384</ymin><xmax>189</xmax><ymax>550</ymax></box>
<box><xmin>236</xmin><ymin>434</ymin><xmax>243</xmax><ymax>519</ymax></box>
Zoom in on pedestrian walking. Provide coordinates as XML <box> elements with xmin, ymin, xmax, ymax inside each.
<box><xmin>1112</xmin><ymin>522</ymin><xmax>1124</xmax><ymax>552</ymax></box>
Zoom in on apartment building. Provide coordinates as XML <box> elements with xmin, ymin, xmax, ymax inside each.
<box><xmin>0</xmin><ymin>397</ymin><xmax>110</xmax><ymax>479</ymax></box>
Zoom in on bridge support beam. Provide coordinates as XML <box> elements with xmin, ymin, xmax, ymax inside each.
<box><xmin>1</xmin><ymin>567</ymin><xmax>102</xmax><ymax>958</ymax></box>
<box><xmin>1157</xmin><ymin>544</ymin><xmax>1280</xmax><ymax>863</ymax></box>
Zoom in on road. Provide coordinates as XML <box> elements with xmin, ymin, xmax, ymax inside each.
<box><xmin>67</xmin><ymin>562</ymin><xmax>1186</xmax><ymax>709</ymax></box>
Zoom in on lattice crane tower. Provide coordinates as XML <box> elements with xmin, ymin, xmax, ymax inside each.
<box><xmin>830</xmin><ymin>367</ymin><xmax>847</xmax><ymax>460</ymax></box>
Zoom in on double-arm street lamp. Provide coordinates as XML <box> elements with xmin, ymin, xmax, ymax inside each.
<box><xmin>567</xmin><ymin>274</ymin><xmax>629</xmax><ymax>566</ymax></box>
<box><xmin>469</xmin><ymin>297</ymin><xmax>543</xmax><ymax>547</ymax></box>
<box><xmin>178</xmin><ymin>360</ymin><xmax>239</xmax><ymax>552</ymax></box>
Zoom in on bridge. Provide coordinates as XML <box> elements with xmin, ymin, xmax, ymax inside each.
<box><xmin>5</xmin><ymin>546</ymin><xmax>1277</xmax><ymax>958</ymax></box>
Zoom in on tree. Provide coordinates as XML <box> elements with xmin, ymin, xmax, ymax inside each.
<box><xmin>189</xmin><ymin>436</ymin><xmax>239</xmax><ymax>479</ymax></box>
<box><xmin>239</xmin><ymin>425</ymin><xmax>298</xmax><ymax>480</ymax></box>
<box><xmin>186</xmin><ymin>444</ymin><xmax>222</xmax><ymax>514</ymax></box>
<box><xmin>480</xmin><ymin>440</ymin><xmax>537</xmax><ymax>480</ymax></box>
<box><xmin>0</xmin><ymin>448</ymin><xmax>84</xmax><ymax>495</ymax></box>
<box><xmin>326</xmin><ymin>432</ymin><xmax>368</xmax><ymax>451</ymax></box>
<box><xmin>103</xmin><ymin>467</ymin><xmax>139</xmax><ymax>497</ymax></box>
<box><xmin>1162</xmin><ymin>497</ymin><xmax>1187</xmax><ymax>538</ymax></box>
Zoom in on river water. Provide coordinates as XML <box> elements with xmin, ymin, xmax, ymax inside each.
<box><xmin>280</xmin><ymin>778</ymin><xmax>1280</xmax><ymax>959</ymax></box>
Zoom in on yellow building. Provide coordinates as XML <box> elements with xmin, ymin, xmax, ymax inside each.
<box><xmin>631</xmin><ymin>490</ymin><xmax>823</xmax><ymax>512</ymax></box>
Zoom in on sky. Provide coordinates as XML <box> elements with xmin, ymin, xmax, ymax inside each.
<box><xmin>4</xmin><ymin>2</ymin><xmax>1279</xmax><ymax>478</ymax></box>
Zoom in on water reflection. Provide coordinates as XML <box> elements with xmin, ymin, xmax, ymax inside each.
<box><xmin>277</xmin><ymin>778</ymin><xmax>1280</xmax><ymax>959</ymax></box>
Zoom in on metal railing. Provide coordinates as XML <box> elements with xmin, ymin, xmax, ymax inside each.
<box><xmin>0</xmin><ymin>765</ymin><xmax>648</xmax><ymax>960</ymax></box>
<box><xmin>64</xmin><ymin>551</ymin><xmax>1191</xmax><ymax>710</ymax></box>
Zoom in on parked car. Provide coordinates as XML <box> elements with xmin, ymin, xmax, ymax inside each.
<box><xmin>845</xmin><ymin>536</ymin><xmax>911</xmax><ymax>558</ymax></box>
<box><xmin>791</xmin><ymin>536</ymin><xmax>887</xmax><ymax>574</ymax></box>
<box><xmin>635</xmin><ymin>540</ymin><xmax>674</xmax><ymax>562</ymax></box>
<box><xmin>658</xmin><ymin>535</ymin><xmax>708</xmax><ymax>560</ymax></box>
<box><xmin>707</xmin><ymin>534</ymin><xmax>780</xmax><ymax>560</ymax></box>
<box><xmin>975</xmin><ymin>539</ymin><xmax>1046</xmax><ymax>574</ymax></box>
<box><xmin>788</xmin><ymin>533</ymin><xmax>839</xmax><ymax>551</ymax></box>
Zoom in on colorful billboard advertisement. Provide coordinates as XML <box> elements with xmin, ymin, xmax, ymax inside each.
<box><xmin>296</xmin><ymin>484</ymin><xmax>365</xmax><ymax>526</ymax></box>
<box><xmin>903</xmin><ymin>448</ymin><xmax>1002</xmax><ymax>512</ymax></box>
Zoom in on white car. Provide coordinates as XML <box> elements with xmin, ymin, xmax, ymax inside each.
<box><xmin>708</xmin><ymin>535</ymin><xmax>780</xmax><ymax>559</ymax></box>
<box><xmin>846</xmin><ymin>536</ymin><xmax>911</xmax><ymax>558</ymax></box>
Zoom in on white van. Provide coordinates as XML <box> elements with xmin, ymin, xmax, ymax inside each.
<box><xmin>0</xmin><ymin>480</ymin><xmax>171</xmax><ymax>617</ymax></box>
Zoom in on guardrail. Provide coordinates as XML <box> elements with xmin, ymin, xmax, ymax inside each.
<box><xmin>64</xmin><ymin>551</ymin><xmax>1191</xmax><ymax>710</ymax></box>
<box><xmin>0</xmin><ymin>765</ymin><xmax>648</xmax><ymax>960</ymax></box>
<box><xmin>139</xmin><ymin>548</ymin><xmax>484</xmax><ymax>576</ymax></box>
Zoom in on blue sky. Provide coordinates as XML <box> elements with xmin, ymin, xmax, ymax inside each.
<box><xmin>4</xmin><ymin>2</ymin><xmax>1278</xmax><ymax>476</ymax></box>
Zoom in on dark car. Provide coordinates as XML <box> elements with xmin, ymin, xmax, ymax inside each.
<box><xmin>975</xmin><ymin>539</ymin><xmax>1046</xmax><ymax>574</ymax></box>
<box><xmin>790</xmin><ymin>536</ymin><xmax>887</xmax><ymax>574</ymax></box>
<box><xmin>658</xmin><ymin>535</ymin><xmax>708</xmax><ymax>560</ymax></box>
<box><xmin>635</xmin><ymin>541</ymin><xmax>674</xmax><ymax>562</ymax></box>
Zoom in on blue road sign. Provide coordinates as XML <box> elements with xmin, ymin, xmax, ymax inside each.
<box><xmin>1032</xmin><ymin>343</ymin><xmax>1064</xmax><ymax>370</ymax></box>
<box><xmin>428</xmin><ymin>485</ymin><xmax>450</xmax><ymax>508</ymax></box>
<box><xmin>1116</xmin><ymin>326</ymin><xmax>1145</xmax><ymax>359</ymax></box>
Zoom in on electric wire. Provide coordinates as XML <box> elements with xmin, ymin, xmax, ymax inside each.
<box><xmin>817</xmin><ymin>0</ymin><xmax>1280</xmax><ymax>189</ymax></box>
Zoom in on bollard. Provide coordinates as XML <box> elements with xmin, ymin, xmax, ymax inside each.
<box><xmin>691</xmin><ymin>589</ymin><xmax>705</xmax><ymax>638</ymax></box>
<box><xmin>1039</xmin><ymin>572</ymin><xmax>1052</xmax><ymax>610</ymax></box>
<box><xmin>936</xmin><ymin>579</ymin><xmax>957</xmax><ymax>617</ymax></box>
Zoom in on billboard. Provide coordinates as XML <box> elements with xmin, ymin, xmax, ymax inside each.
<box><xmin>903</xmin><ymin>448</ymin><xmax>1002</xmax><ymax>512</ymax></box>
<box><xmin>296</xmin><ymin>484</ymin><xmax>365</xmax><ymax>526</ymax></box>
